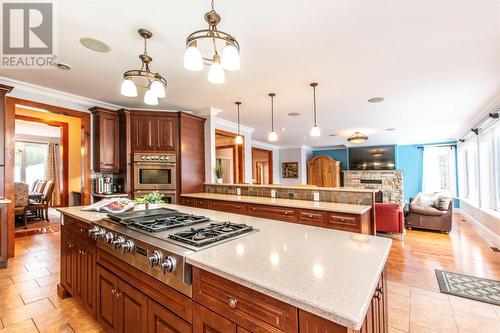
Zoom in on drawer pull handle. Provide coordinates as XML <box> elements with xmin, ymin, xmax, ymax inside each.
<box><xmin>252</xmin><ymin>207</ymin><xmax>256</xmax><ymax>211</ymax></box>
<box><xmin>308</xmin><ymin>214</ymin><xmax>313</xmax><ymax>218</ymax></box>
<box><xmin>115</xmin><ymin>291</ymin><xmax>122</xmax><ymax>298</ymax></box>
<box><xmin>111</xmin><ymin>289</ymin><xmax>116</xmax><ymax>295</ymax></box>
<box><xmin>284</xmin><ymin>211</ymin><xmax>292</xmax><ymax>215</ymax></box>
<box><xmin>228</xmin><ymin>297</ymin><xmax>237</xmax><ymax>309</ymax></box>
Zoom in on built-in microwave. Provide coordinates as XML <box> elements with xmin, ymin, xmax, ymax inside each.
<box><xmin>133</xmin><ymin>153</ymin><xmax>176</xmax><ymax>191</ymax></box>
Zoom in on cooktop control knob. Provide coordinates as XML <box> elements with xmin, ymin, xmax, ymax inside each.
<box><xmin>121</xmin><ymin>239</ymin><xmax>134</xmax><ymax>253</ymax></box>
<box><xmin>104</xmin><ymin>232</ymin><xmax>114</xmax><ymax>243</ymax></box>
<box><xmin>88</xmin><ymin>226</ymin><xmax>99</xmax><ymax>237</ymax></box>
<box><xmin>148</xmin><ymin>250</ymin><xmax>163</xmax><ymax>267</ymax></box>
<box><xmin>93</xmin><ymin>228</ymin><xmax>106</xmax><ymax>240</ymax></box>
<box><xmin>161</xmin><ymin>256</ymin><xmax>176</xmax><ymax>274</ymax></box>
<box><xmin>112</xmin><ymin>236</ymin><xmax>125</xmax><ymax>249</ymax></box>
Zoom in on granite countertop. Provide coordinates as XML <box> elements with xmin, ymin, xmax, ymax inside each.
<box><xmin>57</xmin><ymin>206</ymin><xmax>108</xmax><ymax>223</ymax></box>
<box><xmin>180</xmin><ymin>204</ymin><xmax>392</xmax><ymax>330</ymax></box>
<box><xmin>205</xmin><ymin>182</ymin><xmax>379</xmax><ymax>193</ymax></box>
<box><xmin>56</xmin><ymin>203</ymin><xmax>391</xmax><ymax>329</ymax></box>
<box><xmin>181</xmin><ymin>192</ymin><xmax>372</xmax><ymax>214</ymax></box>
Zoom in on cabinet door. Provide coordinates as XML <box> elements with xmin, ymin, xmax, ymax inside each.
<box><xmin>193</xmin><ymin>303</ymin><xmax>236</xmax><ymax>333</ymax></box>
<box><xmin>148</xmin><ymin>299</ymin><xmax>191</xmax><ymax>333</ymax></box>
<box><xmin>132</xmin><ymin>116</ymin><xmax>156</xmax><ymax>152</ymax></box>
<box><xmin>60</xmin><ymin>231</ymin><xmax>75</xmax><ymax>295</ymax></box>
<box><xmin>73</xmin><ymin>237</ymin><xmax>85</xmax><ymax>301</ymax></box>
<box><xmin>118</xmin><ymin>279</ymin><xmax>148</xmax><ymax>333</ymax></box>
<box><xmin>97</xmin><ymin>266</ymin><xmax>119</xmax><ymax>332</ymax></box>
<box><xmin>156</xmin><ymin>117</ymin><xmax>176</xmax><ymax>151</ymax></box>
<box><xmin>98</xmin><ymin>112</ymin><xmax>120</xmax><ymax>172</ymax></box>
<box><xmin>82</xmin><ymin>241</ymin><xmax>97</xmax><ymax>317</ymax></box>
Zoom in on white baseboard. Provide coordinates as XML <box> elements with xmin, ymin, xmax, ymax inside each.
<box><xmin>459</xmin><ymin>210</ymin><xmax>500</xmax><ymax>249</ymax></box>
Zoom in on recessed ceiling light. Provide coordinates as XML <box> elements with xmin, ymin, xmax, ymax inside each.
<box><xmin>385</xmin><ymin>128</ymin><xmax>396</xmax><ymax>131</ymax></box>
<box><xmin>80</xmin><ymin>37</ymin><xmax>111</xmax><ymax>53</ymax></box>
<box><xmin>329</xmin><ymin>133</ymin><xmax>338</xmax><ymax>137</ymax></box>
<box><xmin>303</xmin><ymin>136</ymin><xmax>306</xmax><ymax>139</ymax></box>
<box><xmin>56</xmin><ymin>62</ymin><xmax>71</xmax><ymax>70</ymax></box>
<box><xmin>281</xmin><ymin>128</ymin><xmax>286</xmax><ymax>132</ymax></box>
<box><xmin>288</xmin><ymin>112</ymin><xmax>300</xmax><ymax>117</ymax></box>
<box><xmin>368</xmin><ymin>97</ymin><xmax>384</xmax><ymax>103</ymax></box>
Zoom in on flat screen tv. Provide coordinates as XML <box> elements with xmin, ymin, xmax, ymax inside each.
<box><xmin>348</xmin><ymin>145</ymin><xmax>396</xmax><ymax>170</ymax></box>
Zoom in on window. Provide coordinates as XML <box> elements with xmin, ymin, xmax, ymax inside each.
<box><xmin>458</xmin><ymin>138</ymin><xmax>479</xmax><ymax>202</ymax></box>
<box><xmin>422</xmin><ymin>145</ymin><xmax>457</xmax><ymax>196</ymax></box>
<box><xmin>478</xmin><ymin>122</ymin><xmax>500</xmax><ymax>210</ymax></box>
<box><xmin>15</xmin><ymin>141</ymin><xmax>48</xmax><ymax>186</ymax></box>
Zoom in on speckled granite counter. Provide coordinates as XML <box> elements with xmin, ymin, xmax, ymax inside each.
<box><xmin>57</xmin><ymin>206</ymin><xmax>107</xmax><ymax>223</ymax></box>
<box><xmin>56</xmin><ymin>203</ymin><xmax>390</xmax><ymax>329</ymax></box>
<box><xmin>181</xmin><ymin>192</ymin><xmax>372</xmax><ymax>214</ymax></box>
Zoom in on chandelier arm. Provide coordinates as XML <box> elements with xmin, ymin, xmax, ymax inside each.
<box><xmin>186</xmin><ymin>30</ymin><xmax>240</xmax><ymax>50</ymax></box>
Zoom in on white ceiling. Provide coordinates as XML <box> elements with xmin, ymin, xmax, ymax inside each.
<box><xmin>2</xmin><ymin>0</ymin><xmax>499</xmax><ymax>147</ymax></box>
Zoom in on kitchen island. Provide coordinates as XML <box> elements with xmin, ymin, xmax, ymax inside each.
<box><xmin>57</xmin><ymin>204</ymin><xmax>391</xmax><ymax>333</ymax></box>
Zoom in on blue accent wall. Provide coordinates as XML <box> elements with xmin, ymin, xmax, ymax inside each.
<box><xmin>311</xmin><ymin>141</ymin><xmax>460</xmax><ymax>207</ymax></box>
<box><xmin>312</xmin><ymin>149</ymin><xmax>349</xmax><ymax>170</ymax></box>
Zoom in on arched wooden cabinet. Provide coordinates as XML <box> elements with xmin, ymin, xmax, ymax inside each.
<box><xmin>307</xmin><ymin>156</ymin><xmax>341</xmax><ymax>187</ymax></box>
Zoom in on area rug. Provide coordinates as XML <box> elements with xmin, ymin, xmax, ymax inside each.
<box><xmin>435</xmin><ymin>269</ymin><xmax>500</xmax><ymax>305</ymax></box>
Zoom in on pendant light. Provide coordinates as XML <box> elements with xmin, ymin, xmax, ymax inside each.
<box><xmin>120</xmin><ymin>29</ymin><xmax>167</xmax><ymax>105</ymax></box>
<box><xmin>347</xmin><ymin>131</ymin><xmax>369</xmax><ymax>144</ymax></box>
<box><xmin>268</xmin><ymin>93</ymin><xmax>278</xmax><ymax>142</ymax></box>
<box><xmin>235</xmin><ymin>101</ymin><xmax>243</xmax><ymax>144</ymax></box>
<box><xmin>310</xmin><ymin>82</ymin><xmax>321</xmax><ymax>137</ymax></box>
<box><xmin>184</xmin><ymin>0</ymin><xmax>240</xmax><ymax>83</ymax></box>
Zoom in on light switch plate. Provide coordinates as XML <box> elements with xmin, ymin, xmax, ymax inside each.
<box><xmin>236</xmin><ymin>188</ymin><xmax>241</xmax><ymax>195</ymax></box>
<box><xmin>313</xmin><ymin>192</ymin><xmax>320</xmax><ymax>201</ymax></box>
<box><xmin>271</xmin><ymin>189</ymin><xmax>276</xmax><ymax>198</ymax></box>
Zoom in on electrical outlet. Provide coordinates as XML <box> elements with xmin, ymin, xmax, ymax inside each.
<box><xmin>236</xmin><ymin>188</ymin><xmax>241</xmax><ymax>195</ymax></box>
<box><xmin>271</xmin><ymin>189</ymin><xmax>276</xmax><ymax>198</ymax></box>
<box><xmin>313</xmin><ymin>192</ymin><xmax>320</xmax><ymax>201</ymax></box>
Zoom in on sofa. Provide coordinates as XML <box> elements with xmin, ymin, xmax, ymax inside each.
<box><xmin>406</xmin><ymin>193</ymin><xmax>453</xmax><ymax>233</ymax></box>
<box><xmin>375</xmin><ymin>203</ymin><xmax>404</xmax><ymax>237</ymax></box>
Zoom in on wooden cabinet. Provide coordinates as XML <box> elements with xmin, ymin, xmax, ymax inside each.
<box><xmin>131</xmin><ymin>114</ymin><xmax>177</xmax><ymax>152</ymax></box>
<box><xmin>148</xmin><ymin>299</ymin><xmax>192</xmax><ymax>333</ymax></box>
<box><xmin>307</xmin><ymin>156</ymin><xmax>341</xmax><ymax>187</ymax></box>
<box><xmin>209</xmin><ymin>200</ymin><xmax>246</xmax><ymax>214</ymax></box>
<box><xmin>118</xmin><ymin>279</ymin><xmax>148</xmax><ymax>333</ymax></box>
<box><xmin>91</xmin><ymin>107</ymin><xmax>120</xmax><ymax>173</ymax></box>
<box><xmin>60</xmin><ymin>217</ymin><xmax>97</xmax><ymax>317</ymax></box>
<box><xmin>193</xmin><ymin>267</ymin><xmax>298</xmax><ymax>333</ymax></box>
<box><xmin>247</xmin><ymin>203</ymin><xmax>298</xmax><ymax>223</ymax></box>
<box><xmin>96</xmin><ymin>265</ymin><xmax>119</xmax><ymax>332</ymax></box>
<box><xmin>193</xmin><ymin>303</ymin><xmax>237</xmax><ymax>333</ymax></box>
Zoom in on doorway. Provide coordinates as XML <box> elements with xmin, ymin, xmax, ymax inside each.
<box><xmin>252</xmin><ymin>147</ymin><xmax>273</xmax><ymax>185</ymax></box>
<box><xmin>215</xmin><ymin>129</ymin><xmax>244</xmax><ymax>184</ymax></box>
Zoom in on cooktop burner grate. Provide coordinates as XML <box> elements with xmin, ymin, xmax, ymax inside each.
<box><xmin>169</xmin><ymin>222</ymin><xmax>254</xmax><ymax>247</ymax></box>
<box><xmin>130</xmin><ymin>214</ymin><xmax>210</xmax><ymax>233</ymax></box>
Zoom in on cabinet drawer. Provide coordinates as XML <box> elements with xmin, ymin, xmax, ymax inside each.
<box><xmin>298</xmin><ymin>210</ymin><xmax>325</xmax><ymax>225</ymax></box>
<box><xmin>180</xmin><ymin>197</ymin><xmax>195</xmax><ymax>207</ymax></box>
<box><xmin>246</xmin><ymin>204</ymin><xmax>297</xmax><ymax>222</ymax></box>
<box><xmin>325</xmin><ymin>213</ymin><xmax>360</xmax><ymax>232</ymax></box>
<box><xmin>194</xmin><ymin>199</ymin><xmax>209</xmax><ymax>209</ymax></box>
<box><xmin>193</xmin><ymin>268</ymin><xmax>298</xmax><ymax>333</ymax></box>
<box><xmin>209</xmin><ymin>200</ymin><xmax>246</xmax><ymax>214</ymax></box>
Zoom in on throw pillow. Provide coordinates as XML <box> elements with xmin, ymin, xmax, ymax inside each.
<box><xmin>434</xmin><ymin>196</ymin><xmax>452</xmax><ymax>211</ymax></box>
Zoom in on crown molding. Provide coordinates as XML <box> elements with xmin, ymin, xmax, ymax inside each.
<box><xmin>251</xmin><ymin>140</ymin><xmax>280</xmax><ymax>150</ymax></box>
<box><xmin>214</xmin><ymin>116</ymin><xmax>255</xmax><ymax>133</ymax></box>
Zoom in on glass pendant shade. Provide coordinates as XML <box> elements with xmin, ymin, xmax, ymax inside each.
<box><xmin>268</xmin><ymin>131</ymin><xmax>278</xmax><ymax>142</ymax></box>
<box><xmin>150</xmin><ymin>80</ymin><xmax>165</xmax><ymax>98</ymax></box>
<box><xmin>144</xmin><ymin>89</ymin><xmax>159</xmax><ymax>105</ymax></box>
<box><xmin>208</xmin><ymin>55</ymin><xmax>225</xmax><ymax>84</ymax></box>
<box><xmin>184</xmin><ymin>42</ymin><xmax>203</xmax><ymax>71</ymax></box>
<box><xmin>121</xmin><ymin>78</ymin><xmax>137</xmax><ymax>97</ymax></box>
<box><xmin>235</xmin><ymin>135</ymin><xmax>243</xmax><ymax>144</ymax></box>
<box><xmin>347</xmin><ymin>131</ymin><xmax>368</xmax><ymax>144</ymax></box>
<box><xmin>310</xmin><ymin>125</ymin><xmax>321</xmax><ymax>137</ymax></box>
<box><xmin>221</xmin><ymin>44</ymin><xmax>240</xmax><ymax>71</ymax></box>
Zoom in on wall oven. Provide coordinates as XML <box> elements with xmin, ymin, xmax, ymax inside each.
<box><xmin>133</xmin><ymin>153</ymin><xmax>176</xmax><ymax>194</ymax></box>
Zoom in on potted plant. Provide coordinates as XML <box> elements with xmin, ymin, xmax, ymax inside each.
<box><xmin>215</xmin><ymin>161</ymin><xmax>224</xmax><ymax>184</ymax></box>
<box><xmin>134</xmin><ymin>191</ymin><xmax>165</xmax><ymax>210</ymax></box>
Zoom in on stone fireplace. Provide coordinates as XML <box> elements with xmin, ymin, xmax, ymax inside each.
<box><xmin>343</xmin><ymin>170</ymin><xmax>404</xmax><ymax>206</ymax></box>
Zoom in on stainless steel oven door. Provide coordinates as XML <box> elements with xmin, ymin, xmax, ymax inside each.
<box><xmin>134</xmin><ymin>162</ymin><xmax>176</xmax><ymax>190</ymax></box>
<box><xmin>133</xmin><ymin>190</ymin><xmax>176</xmax><ymax>204</ymax></box>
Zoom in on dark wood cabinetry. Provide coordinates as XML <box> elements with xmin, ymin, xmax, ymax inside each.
<box><xmin>148</xmin><ymin>299</ymin><xmax>192</xmax><ymax>333</ymax></box>
<box><xmin>182</xmin><ymin>197</ymin><xmax>374</xmax><ymax>235</ymax></box>
<box><xmin>91</xmin><ymin>107</ymin><xmax>120</xmax><ymax>173</ymax></box>
<box><xmin>131</xmin><ymin>114</ymin><xmax>177</xmax><ymax>152</ymax></box>
<box><xmin>193</xmin><ymin>303</ymin><xmax>237</xmax><ymax>333</ymax></box>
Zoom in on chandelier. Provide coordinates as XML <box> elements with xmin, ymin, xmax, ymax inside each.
<box><xmin>120</xmin><ymin>29</ymin><xmax>167</xmax><ymax>105</ymax></box>
<box><xmin>347</xmin><ymin>131</ymin><xmax>369</xmax><ymax>144</ymax></box>
<box><xmin>184</xmin><ymin>0</ymin><xmax>240</xmax><ymax>84</ymax></box>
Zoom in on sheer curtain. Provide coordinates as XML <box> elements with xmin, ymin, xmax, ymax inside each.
<box><xmin>422</xmin><ymin>146</ymin><xmax>456</xmax><ymax>196</ymax></box>
<box><xmin>45</xmin><ymin>142</ymin><xmax>61</xmax><ymax>206</ymax></box>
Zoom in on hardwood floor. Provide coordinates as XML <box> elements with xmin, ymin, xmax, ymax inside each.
<box><xmin>0</xmin><ymin>212</ymin><xmax>498</xmax><ymax>332</ymax></box>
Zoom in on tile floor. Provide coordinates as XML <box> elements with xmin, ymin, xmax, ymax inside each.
<box><xmin>0</xmin><ymin>211</ymin><xmax>499</xmax><ymax>332</ymax></box>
